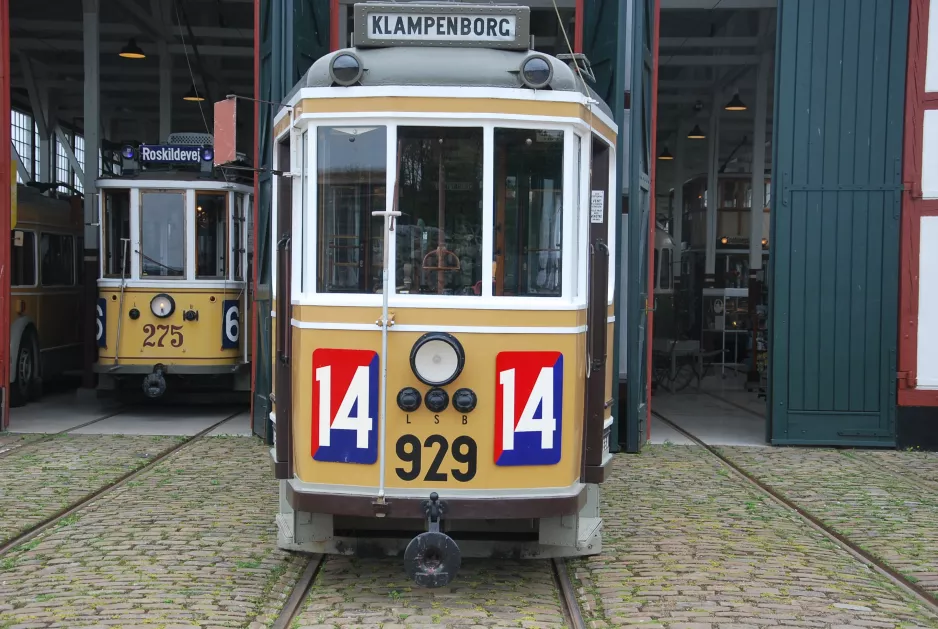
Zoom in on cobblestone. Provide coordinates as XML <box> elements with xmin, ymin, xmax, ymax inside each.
<box><xmin>291</xmin><ymin>556</ymin><xmax>566</xmax><ymax>629</ymax></box>
<box><xmin>854</xmin><ymin>450</ymin><xmax>938</xmax><ymax>489</ymax></box>
<box><xmin>0</xmin><ymin>432</ymin><xmax>43</xmax><ymax>456</ymax></box>
<box><xmin>0</xmin><ymin>434</ymin><xmax>184</xmax><ymax>545</ymax></box>
<box><xmin>718</xmin><ymin>446</ymin><xmax>938</xmax><ymax>600</ymax></box>
<box><xmin>0</xmin><ymin>436</ymin><xmax>298</xmax><ymax>628</ymax></box>
<box><xmin>569</xmin><ymin>445</ymin><xmax>938</xmax><ymax>629</ymax></box>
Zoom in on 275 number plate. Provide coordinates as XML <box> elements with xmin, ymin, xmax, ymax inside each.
<box><xmin>394</xmin><ymin>434</ymin><xmax>477</xmax><ymax>483</ymax></box>
<box><xmin>142</xmin><ymin>323</ymin><xmax>184</xmax><ymax>348</ymax></box>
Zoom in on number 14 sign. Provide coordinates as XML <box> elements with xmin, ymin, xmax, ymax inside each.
<box><xmin>494</xmin><ymin>351</ymin><xmax>563</xmax><ymax>466</ymax></box>
<box><xmin>311</xmin><ymin>348</ymin><xmax>379</xmax><ymax>464</ymax></box>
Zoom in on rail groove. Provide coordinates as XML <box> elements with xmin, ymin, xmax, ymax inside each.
<box><xmin>270</xmin><ymin>554</ymin><xmax>326</xmax><ymax>629</ymax></box>
<box><xmin>0</xmin><ymin>406</ymin><xmax>128</xmax><ymax>459</ymax></box>
<box><xmin>651</xmin><ymin>410</ymin><xmax>938</xmax><ymax>616</ymax></box>
<box><xmin>0</xmin><ymin>408</ymin><xmax>243</xmax><ymax>557</ymax></box>
<box><xmin>552</xmin><ymin>557</ymin><xmax>587</xmax><ymax>629</ymax></box>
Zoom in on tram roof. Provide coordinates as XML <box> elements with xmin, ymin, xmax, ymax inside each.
<box><xmin>282</xmin><ymin>46</ymin><xmax>615</xmax><ymax>120</ymax></box>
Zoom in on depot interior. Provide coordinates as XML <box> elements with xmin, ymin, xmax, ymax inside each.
<box><xmin>6</xmin><ymin>0</ymin><xmax>776</xmax><ymax>445</ymax></box>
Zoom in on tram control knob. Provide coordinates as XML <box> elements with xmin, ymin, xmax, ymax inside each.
<box><xmin>397</xmin><ymin>387</ymin><xmax>422</xmax><ymax>413</ymax></box>
<box><xmin>452</xmin><ymin>388</ymin><xmax>477</xmax><ymax>414</ymax></box>
<box><xmin>424</xmin><ymin>388</ymin><xmax>449</xmax><ymax>413</ymax></box>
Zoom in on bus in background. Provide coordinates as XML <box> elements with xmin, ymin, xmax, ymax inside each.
<box><xmin>9</xmin><ymin>184</ymin><xmax>84</xmax><ymax>406</ymax></box>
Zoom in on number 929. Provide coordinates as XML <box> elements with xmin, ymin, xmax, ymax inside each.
<box><xmin>395</xmin><ymin>434</ymin><xmax>477</xmax><ymax>483</ymax></box>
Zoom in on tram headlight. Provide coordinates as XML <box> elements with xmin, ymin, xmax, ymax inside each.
<box><xmin>520</xmin><ymin>54</ymin><xmax>552</xmax><ymax>89</ymax></box>
<box><xmin>330</xmin><ymin>52</ymin><xmax>364</xmax><ymax>86</ymax></box>
<box><xmin>150</xmin><ymin>294</ymin><xmax>175</xmax><ymax>318</ymax></box>
<box><xmin>409</xmin><ymin>332</ymin><xmax>465</xmax><ymax>387</ymax></box>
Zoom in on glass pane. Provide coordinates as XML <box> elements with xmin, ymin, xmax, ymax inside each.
<box><xmin>104</xmin><ymin>190</ymin><xmax>130</xmax><ymax>277</ymax></box>
<box><xmin>397</xmin><ymin>127</ymin><xmax>483</xmax><ymax>296</ymax></box>
<box><xmin>300</xmin><ymin>131</ymin><xmax>307</xmax><ymax>291</ymax></box>
<box><xmin>317</xmin><ymin>126</ymin><xmax>386</xmax><ymax>294</ymax></box>
<box><xmin>140</xmin><ymin>191</ymin><xmax>185</xmax><ymax>277</ymax></box>
<box><xmin>11</xmin><ymin>231</ymin><xmax>35</xmax><ymax>286</ymax></box>
<box><xmin>196</xmin><ymin>192</ymin><xmax>227</xmax><ymax>279</ymax></box>
<box><xmin>40</xmin><ymin>233</ymin><xmax>74</xmax><ymax>286</ymax></box>
<box><xmin>660</xmin><ymin>248</ymin><xmax>671</xmax><ymax>290</ymax></box>
<box><xmin>493</xmin><ymin>128</ymin><xmax>564</xmax><ymax>297</ymax></box>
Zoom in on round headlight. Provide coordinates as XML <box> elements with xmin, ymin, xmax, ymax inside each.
<box><xmin>520</xmin><ymin>54</ymin><xmax>553</xmax><ymax>89</ymax></box>
<box><xmin>410</xmin><ymin>332</ymin><xmax>465</xmax><ymax>387</ymax></box>
<box><xmin>150</xmin><ymin>294</ymin><xmax>175</xmax><ymax>318</ymax></box>
<box><xmin>330</xmin><ymin>52</ymin><xmax>363</xmax><ymax>86</ymax></box>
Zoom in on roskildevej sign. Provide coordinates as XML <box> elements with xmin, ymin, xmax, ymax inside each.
<box><xmin>139</xmin><ymin>145</ymin><xmax>203</xmax><ymax>163</ymax></box>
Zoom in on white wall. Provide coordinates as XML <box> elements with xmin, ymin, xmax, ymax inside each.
<box><xmin>918</xmin><ymin>217</ymin><xmax>938</xmax><ymax>388</ymax></box>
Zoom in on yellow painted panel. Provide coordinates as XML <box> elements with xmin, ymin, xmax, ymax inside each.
<box><xmin>291</xmin><ymin>325</ymin><xmax>586</xmax><ymax>491</ymax></box>
<box><xmin>276</xmin><ymin>97</ymin><xmax>616</xmax><ymax>145</ymax></box>
<box><xmin>97</xmin><ymin>287</ymin><xmax>244</xmax><ymax>365</ymax></box>
<box><xmin>11</xmin><ymin>289</ymin><xmax>83</xmax><ymax>351</ymax></box>
<box><xmin>604</xmin><ymin>322</ymin><xmax>614</xmax><ymax>410</ymax></box>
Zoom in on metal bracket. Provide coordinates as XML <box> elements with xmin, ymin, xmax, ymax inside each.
<box><xmin>421</xmin><ymin>492</ymin><xmax>446</xmax><ymax>533</ymax></box>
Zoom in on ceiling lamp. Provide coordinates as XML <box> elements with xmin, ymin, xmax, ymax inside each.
<box><xmin>724</xmin><ymin>91</ymin><xmax>747</xmax><ymax>111</ymax></box>
<box><xmin>119</xmin><ymin>38</ymin><xmax>146</xmax><ymax>59</ymax></box>
<box><xmin>658</xmin><ymin>146</ymin><xmax>673</xmax><ymax>160</ymax></box>
<box><xmin>687</xmin><ymin>124</ymin><xmax>706</xmax><ymax>139</ymax></box>
<box><xmin>183</xmin><ymin>84</ymin><xmax>205</xmax><ymax>102</ymax></box>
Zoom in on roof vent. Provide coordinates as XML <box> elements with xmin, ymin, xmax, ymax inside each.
<box><xmin>166</xmin><ymin>132</ymin><xmax>214</xmax><ymax>145</ymax></box>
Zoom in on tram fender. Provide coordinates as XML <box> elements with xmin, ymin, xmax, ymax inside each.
<box><xmin>9</xmin><ymin>317</ymin><xmax>38</xmax><ymax>384</ymax></box>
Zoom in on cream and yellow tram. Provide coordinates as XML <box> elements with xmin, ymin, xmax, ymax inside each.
<box><xmin>270</xmin><ymin>2</ymin><xmax>618</xmax><ymax>587</ymax></box>
<box><xmin>94</xmin><ymin>133</ymin><xmax>253</xmax><ymax>399</ymax></box>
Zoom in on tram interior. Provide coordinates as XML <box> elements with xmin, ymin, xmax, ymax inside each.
<box><xmin>644</xmin><ymin>2</ymin><xmax>777</xmax><ymax>446</ymax></box>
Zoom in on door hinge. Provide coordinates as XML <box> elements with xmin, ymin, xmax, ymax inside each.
<box><xmin>897</xmin><ymin>370</ymin><xmax>914</xmax><ymax>388</ymax></box>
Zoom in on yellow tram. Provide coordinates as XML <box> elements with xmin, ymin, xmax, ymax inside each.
<box><xmin>269</xmin><ymin>2</ymin><xmax>618</xmax><ymax>587</ymax></box>
<box><xmin>94</xmin><ymin>133</ymin><xmax>254</xmax><ymax>400</ymax></box>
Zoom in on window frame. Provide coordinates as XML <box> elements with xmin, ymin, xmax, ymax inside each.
<box><xmin>296</xmin><ymin>115</ymin><xmax>600</xmax><ymax>311</ymax></box>
<box><xmin>138</xmin><ymin>188</ymin><xmax>187</xmax><ymax>280</ymax></box>
<box><xmin>194</xmin><ymin>190</ymin><xmax>229</xmax><ymax>280</ymax></box>
<box><xmin>11</xmin><ymin>229</ymin><xmax>38</xmax><ymax>288</ymax></box>
<box><xmin>102</xmin><ymin>188</ymin><xmax>132</xmax><ymax>279</ymax></box>
<box><xmin>38</xmin><ymin>230</ymin><xmax>76</xmax><ymax>287</ymax></box>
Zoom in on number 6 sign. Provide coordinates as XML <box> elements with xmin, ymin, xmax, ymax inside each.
<box><xmin>221</xmin><ymin>300</ymin><xmax>240</xmax><ymax>349</ymax></box>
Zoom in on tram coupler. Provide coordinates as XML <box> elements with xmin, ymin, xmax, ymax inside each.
<box><xmin>142</xmin><ymin>365</ymin><xmax>167</xmax><ymax>398</ymax></box>
<box><xmin>403</xmin><ymin>492</ymin><xmax>461</xmax><ymax>588</ymax></box>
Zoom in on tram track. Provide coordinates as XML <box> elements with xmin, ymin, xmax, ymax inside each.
<box><xmin>0</xmin><ymin>408</ymin><xmax>244</xmax><ymax>558</ymax></box>
<box><xmin>651</xmin><ymin>409</ymin><xmax>938</xmax><ymax>616</ymax></box>
<box><xmin>0</xmin><ymin>406</ymin><xmax>129</xmax><ymax>459</ymax></box>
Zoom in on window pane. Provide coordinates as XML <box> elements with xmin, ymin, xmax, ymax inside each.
<box><xmin>196</xmin><ymin>192</ymin><xmax>227</xmax><ymax>279</ymax></box>
<box><xmin>397</xmin><ymin>127</ymin><xmax>482</xmax><ymax>296</ymax></box>
<box><xmin>300</xmin><ymin>131</ymin><xmax>307</xmax><ymax>291</ymax></box>
<box><xmin>141</xmin><ymin>191</ymin><xmax>185</xmax><ymax>277</ymax></box>
<box><xmin>11</xmin><ymin>231</ymin><xmax>35</xmax><ymax>286</ymax></box>
<box><xmin>493</xmin><ymin>128</ymin><xmax>564</xmax><ymax>296</ymax></box>
<box><xmin>660</xmin><ymin>248</ymin><xmax>671</xmax><ymax>289</ymax></box>
<box><xmin>40</xmin><ymin>233</ymin><xmax>74</xmax><ymax>286</ymax></box>
<box><xmin>104</xmin><ymin>190</ymin><xmax>130</xmax><ymax>277</ymax></box>
<box><xmin>317</xmin><ymin>126</ymin><xmax>386</xmax><ymax>294</ymax></box>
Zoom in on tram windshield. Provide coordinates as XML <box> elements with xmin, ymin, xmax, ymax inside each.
<box><xmin>311</xmin><ymin>125</ymin><xmax>571</xmax><ymax>298</ymax></box>
<box><xmin>140</xmin><ymin>191</ymin><xmax>185</xmax><ymax>277</ymax></box>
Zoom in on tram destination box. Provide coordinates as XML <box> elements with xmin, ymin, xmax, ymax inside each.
<box><xmin>353</xmin><ymin>2</ymin><xmax>530</xmax><ymax>50</ymax></box>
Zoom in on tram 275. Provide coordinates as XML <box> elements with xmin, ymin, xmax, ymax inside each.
<box><xmin>270</xmin><ymin>2</ymin><xmax>618</xmax><ymax>587</ymax></box>
<box><xmin>94</xmin><ymin>133</ymin><xmax>254</xmax><ymax>400</ymax></box>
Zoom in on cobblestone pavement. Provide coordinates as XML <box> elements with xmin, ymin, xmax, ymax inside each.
<box><xmin>854</xmin><ymin>450</ymin><xmax>938</xmax><ymax>488</ymax></box>
<box><xmin>570</xmin><ymin>445</ymin><xmax>938</xmax><ymax>629</ymax></box>
<box><xmin>0</xmin><ymin>436</ymin><xmax>299</xmax><ymax>628</ymax></box>
<box><xmin>0</xmin><ymin>432</ymin><xmax>43</xmax><ymax>455</ymax></box>
<box><xmin>718</xmin><ymin>446</ymin><xmax>938</xmax><ymax>601</ymax></box>
<box><xmin>0</xmin><ymin>434</ymin><xmax>184</xmax><ymax>546</ymax></box>
<box><xmin>290</xmin><ymin>556</ymin><xmax>566</xmax><ymax>629</ymax></box>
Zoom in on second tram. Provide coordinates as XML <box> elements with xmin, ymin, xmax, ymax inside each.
<box><xmin>94</xmin><ymin>133</ymin><xmax>254</xmax><ymax>400</ymax></box>
<box><xmin>270</xmin><ymin>2</ymin><xmax>619</xmax><ymax>587</ymax></box>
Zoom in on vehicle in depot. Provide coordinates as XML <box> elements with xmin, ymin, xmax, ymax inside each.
<box><xmin>268</xmin><ymin>1</ymin><xmax>619</xmax><ymax>587</ymax></box>
<box><xmin>9</xmin><ymin>183</ymin><xmax>85</xmax><ymax>406</ymax></box>
<box><xmin>93</xmin><ymin>132</ymin><xmax>254</xmax><ymax>400</ymax></box>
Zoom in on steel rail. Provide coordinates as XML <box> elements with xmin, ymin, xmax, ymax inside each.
<box><xmin>552</xmin><ymin>557</ymin><xmax>587</xmax><ymax>629</ymax></box>
<box><xmin>0</xmin><ymin>406</ymin><xmax>128</xmax><ymax>459</ymax></box>
<box><xmin>270</xmin><ymin>554</ymin><xmax>327</xmax><ymax>629</ymax></box>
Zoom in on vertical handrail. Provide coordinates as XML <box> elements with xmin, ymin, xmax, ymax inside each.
<box><xmin>112</xmin><ymin>238</ymin><xmax>130</xmax><ymax>366</ymax></box>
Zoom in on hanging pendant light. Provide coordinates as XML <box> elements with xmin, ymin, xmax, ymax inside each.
<box><xmin>658</xmin><ymin>146</ymin><xmax>674</xmax><ymax>160</ymax></box>
<box><xmin>687</xmin><ymin>124</ymin><xmax>706</xmax><ymax>139</ymax></box>
<box><xmin>183</xmin><ymin>84</ymin><xmax>205</xmax><ymax>102</ymax></box>
<box><xmin>724</xmin><ymin>90</ymin><xmax>747</xmax><ymax>111</ymax></box>
<box><xmin>119</xmin><ymin>38</ymin><xmax>146</xmax><ymax>59</ymax></box>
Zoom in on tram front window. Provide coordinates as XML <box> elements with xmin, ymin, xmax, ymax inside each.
<box><xmin>317</xmin><ymin>126</ymin><xmax>386</xmax><ymax>294</ymax></box>
<box><xmin>196</xmin><ymin>192</ymin><xmax>227</xmax><ymax>279</ymax></box>
<box><xmin>104</xmin><ymin>189</ymin><xmax>130</xmax><ymax>277</ymax></box>
<box><xmin>396</xmin><ymin>126</ymin><xmax>483</xmax><ymax>296</ymax></box>
<box><xmin>493</xmin><ymin>128</ymin><xmax>564</xmax><ymax>297</ymax></box>
<box><xmin>140</xmin><ymin>191</ymin><xmax>185</xmax><ymax>278</ymax></box>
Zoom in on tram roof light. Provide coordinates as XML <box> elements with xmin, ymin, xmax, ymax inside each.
<box><xmin>330</xmin><ymin>53</ymin><xmax>364</xmax><ymax>86</ymax></box>
<box><xmin>519</xmin><ymin>54</ymin><xmax>552</xmax><ymax>89</ymax></box>
<box><xmin>121</xmin><ymin>145</ymin><xmax>135</xmax><ymax>160</ymax></box>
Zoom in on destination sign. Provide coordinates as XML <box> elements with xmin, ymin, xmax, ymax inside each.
<box><xmin>138</xmin><ymin>144</ymin><xmax>212</xmax><ymax>164</ymax></box>
<box><xmin>354</xmin><ymin>3</ymin><xmax>530</xmax><ymax>50</ymax></box>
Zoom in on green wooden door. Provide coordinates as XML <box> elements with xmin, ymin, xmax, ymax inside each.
<box><xmin>625</xmin><ymin>0</ymin><xmax>656</xmax><ymax>453</ymax></box>
<box><xmin>769</xmin><ymin>0</ymin><xmax>907</xmax><ymax>446</ymax></box>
